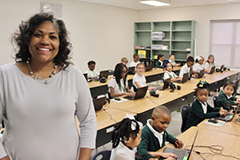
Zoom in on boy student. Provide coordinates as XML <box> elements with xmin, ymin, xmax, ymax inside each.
<box><xmin>130</xmin><ymin>54</ymin><xmax>140</xmax><ymax>67</ymax></box>
<box><xmin>121</xmin><ymin>57</ymin><xmax>129</xmax><ymax>66</ymax></box>
<box><xmin>85</xmin><ymin>60</ymin><xmax>99</xmax><ymax>79</ymax></box>
<box><xmin>155</xmin><ymin>54</ymin><xmax>165</xmax><ymax>68</ymax></box>
<box><xmin>168</xmin><ymin>54</ymin><xmax>180</xmax><ymax>67</ymax></box>
<box><xmin>137</xmin><ymin>106</ymin><xmax>183</xmax><ymax>160</ymax></box>
<box><xmin>179</xmin><ymin>56</ymin><xmax>197</xmax><ymax>79</ymax></box>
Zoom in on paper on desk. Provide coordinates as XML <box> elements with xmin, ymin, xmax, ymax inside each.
<box><xmin>112</xmin><ymin>98</ymin><xmax>128</xmax><ymax>103</ymax></box>
<box><xmin>204</xmin><ymin>120</ymin><xmax>226</xmax><ymax>127</ymax></box>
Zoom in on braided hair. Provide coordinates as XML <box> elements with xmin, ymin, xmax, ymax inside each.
<box><xmin>111</xmin><ymin>118</ymin><xmax>140</xmax><ymax>148</ymax></box>
<box><xmin>195</xmin><ymin>80</ymin><xmax>210</xmax><ymax>96</ymax></box>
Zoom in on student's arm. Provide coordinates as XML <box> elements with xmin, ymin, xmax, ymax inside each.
<box><xmin>134</xmin><ymin>81</ymin><xmax>142</xmax><ymax>88</ymax></box>
<box><xmin>109</xmin><ymin>87</ymin><xmax>132</xmax><ymax>98</ymax></box>
<box><xmin>192</xmin><ymin>101</ymin><xmax>220</xmax><ymax>120</ymax></box>
<box><xmin>137</xmin><ymin>132</ymin><xmax>155</xmax><ymax>160</ymax></box>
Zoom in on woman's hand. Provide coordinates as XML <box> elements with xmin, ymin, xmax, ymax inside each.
<box><xmin>0</xmin><ymin>156</ymin><xmax>10</xmax><ymax>160</ymax></box>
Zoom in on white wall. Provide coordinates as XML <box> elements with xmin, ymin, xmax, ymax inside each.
<box><xmin>0</xmin><ymin>0</ymin><xmax>138</xmax><ymax>71</ymax></box>
<box><xmin>138</xmin><ymin>3</ymin><xmax>240</xmax><ymax>61</ymax></box>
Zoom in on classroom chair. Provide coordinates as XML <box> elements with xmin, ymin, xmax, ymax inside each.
<box><xmin>180</xmin><ymin>105</ymin><xmax>192</xmax><ymax>133</ymax></box>
<box><xmin>90</xmin><ymin>150</ymin><xmax>111</xmax><ymax>160</ymax></box>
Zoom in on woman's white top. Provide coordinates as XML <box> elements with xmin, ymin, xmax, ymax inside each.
<box><xmin>108</xmin><ymin>77</ymin><xmax>128</xmax><ymax>94</ymax></box>
<box><xmin>204</xmin><ymin>62</ymin><xmax>215</xmax><ymax>69</ymax></box>
<box><xmin>163</xmin><ymin>71</ymin><xmax>178</xmax><ymax>80</ymax></box>
<box><xmin>85</xmin><ymin>69</ymin><xmax>99</xmax><ymax>78</ymax></box>
<box><xmin>168</xmin><ymin>59</ymin><xmax>176</xmax><ymax>65</ymax></box>
<box><xmin>179</xmin><ymin>63</ymin><xmax>191</xmax><ymax>78</ymax></box>
<box><xmin>110</xmin><ymin>142</ymin><xmax>136</xmax><ymax>160</ymax></box>
<box><xmin>193</xmin><ymin>63</ymin><xmax>204</xmax><ymax>73</ymax></box>
<box><xmin>0</xmin><ymin>63</ymin><xmax>97</xmax><ymax>160</ymax></box>
<box><xmin>133</xmin><ymin>74</ymin><xmax>147</xmax><ymax>89</ymax></box>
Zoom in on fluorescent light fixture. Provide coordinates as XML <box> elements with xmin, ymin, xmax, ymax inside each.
<box><xmin>140</xmin><ymin>0</ymin><xmax>170</xmax><ymax>6</ymax></box>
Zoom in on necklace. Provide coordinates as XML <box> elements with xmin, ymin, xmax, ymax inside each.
<box><xmin>26</xmin><ymin>60</ymin><xmax>57</xmax><ymax>83</ymax></box>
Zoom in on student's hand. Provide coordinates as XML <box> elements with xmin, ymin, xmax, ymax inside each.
<box><xmin>220</xmin><ymin>109</ymin><xmax>227</xmax><ymax>116</ymax></box>
<box><xmin>165</xmin><ymin>157</ymin><xmax>177</xmax><ymax>160</ymax></box>
<box><xmin>149</xmin><ymin>87</ymin><xmax>156</xmax><ymax>91</ymax></box>
<box><xmin>160</xmin><ymin>153</ymin><xmax>178</xmax><ymax>159</ymax></box>
<box><xmin>127</xmin><ymin>91</ymin><xmax>135</xmax><ymax>97</ymax></box>
<box><xmin>0</xmin><ymin>156</ymin><xmax>10</xmax><ymax>160</ymax></box>
<box><xmin>192</xmin><ymin>74</ymin><xmax>198</xmax><ymax>78</ymax></box>
<box><xmin>174</xmin><ymin>139</ymin><xmax>183</xmax><ymax>148</ymax></box>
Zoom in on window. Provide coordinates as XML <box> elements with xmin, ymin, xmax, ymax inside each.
<box><xmin>210</xmin><ymin>20</ymin><xmax>240</xmax><ymax>68</ymax></box>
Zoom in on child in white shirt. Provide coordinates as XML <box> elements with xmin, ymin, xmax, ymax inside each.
<box><xmin>110</xmin><ymin>114</ymin><xmax>143</xmax><ymax>160</ymax></box>
<box><xmin>85</xmin><ymin>60</ymin><xmax>99</xmax><ymax>79</ymax></box>
<box><xmin>204</xmin><ymin>55</ymin><xmax>215</xmax><ymax>72</ymax></box>
<box><xmin>168</xmin><ymin>54</ymin><xmax>180</xmax><ymax>67</ymax></box>
<box><xmin>130</xmin><ymin>54</ymin><xmax>140</xmax><ymax>67</ymax></box>
<box><xmin>193</xmin><ymin>56</ymin><xmax>208</xmax><ymax>73</ymax></box>
<box><xmin>179</xmin><ymin>56</ymin><xmax>197</xmax><ymax>80</ymax></box>
<box><xmin>163</xmin><ymin>62</ymin><xmax>181</xmax><ymax>82</ymax></box>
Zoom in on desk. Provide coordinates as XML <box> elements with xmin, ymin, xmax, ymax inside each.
<box><xmin>95</xmin><ymin>70</ymin><xmax>240</xmax><ymax>147</ymax></box>
<box><xmin>157</xmin><ymin>115</ymin><xmax>240</xmax><ymax>160</ymax></box>
<box><xmin>88</xmin><ymin>67</ymin><xmax>182</xmax><ymax>98</ymax></box>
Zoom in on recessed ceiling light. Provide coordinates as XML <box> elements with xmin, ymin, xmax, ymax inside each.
<box><xmin>140</xmin><ymin>0</ymin><xmax>170</xmax><ymax>6</ymax></box>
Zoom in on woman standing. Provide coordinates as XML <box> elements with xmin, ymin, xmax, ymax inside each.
<box><xmin>0</xmin><ymin>13</ymin><xmax>96</xmax><ymax>160</ymax></box>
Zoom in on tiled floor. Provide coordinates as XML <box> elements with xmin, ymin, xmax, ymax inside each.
<box><xmin>92</xmin><ymin>91</ymin><xmax>218</xmax><ymax>157</ymax></box>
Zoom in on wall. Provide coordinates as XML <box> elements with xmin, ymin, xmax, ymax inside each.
<box><xmin>138</xmin><ymin>3</ymin><xmax>240</xmax><ymax>61</ymax></box>
<box><xmin>0</xmin><ymin>0</ymin><xmax>138</xmax><ymax>71</ymax></box>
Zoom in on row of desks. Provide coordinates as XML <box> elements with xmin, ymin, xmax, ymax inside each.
<box><xmin>88</xmin><ymin>67</ymin><xmax>182</xmax><ymax>98</ymax></box>
<box><xmin>157</xmin><ymin>114</ymin><xmax>240</xmax><ymax>160</ymax></box>
<box><xmin>95</xmin><ymin>70</ymin><xmax>240</xmax><ymax>147</ymax></box>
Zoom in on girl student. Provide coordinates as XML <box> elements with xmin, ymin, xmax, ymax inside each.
<box><xmin>108</xmin><ymin>63</ymin><xmax>135</xmax><ymax>98</ymax></box>
<box><xmin>192</xmin><ymin>56</ymin><xmax>209</xmax><ymax>73</ymax></box>
<box><xmin>204</xmin><ymin>54</ymin><xmax>215</xmax><ymax>70</ymax></box>
<box><xmin>216</xmin><ymin>81</ymin><xmax>240</xmax><ymax>110</ymax></box>
<box><xmin>163</xmin><ymin>62</ymin><xmax>181</xmax><ymax>82</ymax></box>
<box><xmin>110</xmin><ymin>114</ymin><xmax>143</xmax><ymax>160</ymax></box>
<box><xmin>183</xmin><ymin>81</ymin><xmax>228</xmax><ymax>131</ymax></box>
<box><xmin>133</xmin><ymin>63</ymin><xmax>155</xmax><ymax>90</ymax></box>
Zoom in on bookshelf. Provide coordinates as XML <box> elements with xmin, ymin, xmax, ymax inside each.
<box><xmin>134</xmin><ymin>20</ymin><xmax>195</xmax><ymax>61</ymax></box>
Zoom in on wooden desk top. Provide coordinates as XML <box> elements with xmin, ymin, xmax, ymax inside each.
<box><xmin>157</xmin><ymin>125</ymin><xmax>240</xmax><ymax>160</ymax></box>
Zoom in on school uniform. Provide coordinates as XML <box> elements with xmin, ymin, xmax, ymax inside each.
<box><xmin>179</xmin><ymin>63</ymin><xmax>191</xmax><ymax>78</ymax></box>
<box><xmin>133</xmin><ymin>73</ymin><xmax>147</xmax><ymax>89</ymax></box>
<box><xmin>193</xmin><ymin>63</ymin><xmax>204</xmax><ymax>73</ymax></box>
<box><xmin>169</xmin><ymin>59</ymin><xmax>176</xmax><ymax>65</ymax></box>
<box><xmin>85</xmin><ymin>69</ymin><xmax>99</xmax><ymax>78</ymax></box>
<box><xmin>130</xmin><ymin>61</ymin><xmax>140</xmax><ymax>67</ymax></box>
<box><xmin>155</xmin><ymin>60</ymin><xmax>164</xmax><ymax>68</ymax></box>
<box><xmin>110</xmin><ymin>141</ymin><xmax>136</xmax><ymax>160</ymax></box>
<box><xmin>184</xmin><ymin>99</ymin><xmax>220</xmax><ymax>131</ymax></box>
<box><xmin>204</xmin><ymin>62</ymin><xmax>215</xmax><ymax>70</ymax></box>
<box><xmin>163</xmin><ymin>70</ymin><xmax>178</xmax><ymax>80</ymax></box>
<box><xmin>216</xmin><ymin>90</ymin><xmax>237</xmax><ymax>108</ymax></box>
<box><xmin>108</xmin><ymin>77</ymin><xmax>128</xmax><ymax>94</ymax></box>
<box><xmin>137</xmin><ymin>119</ymin><xmax>177</xmax><ymax>160</ymax></box>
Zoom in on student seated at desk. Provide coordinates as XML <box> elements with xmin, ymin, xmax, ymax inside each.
<box><xmin>163</xmin><ymin>62</ymin><xmax>181</xmax><ymax>82</ymax></box>
<box><xmin>85</xmin><ymin>60</ymin><xmax>99</xmax><ymax>79</ymax></box>
<box><xmin>155</xmin><ymin>54</ymin><xmax>165</xmax><ymax>68</ymax></box>
<box><xmin>204</xmin><ymin>54</ymin><xmax>215</xmax><ymax>71</ymax></box>
<box><xmin>184</xmin><ymin>81</ymin><xmax>228</xmax><ymax>132</ymax></box>
<box><xmin>216</xmin><ymin>81</ymin><xmax>240</xmax><ymax>110</ymax></box>
<box><xmin>130</xmin><ymin>54</ymin><xmax>140</xmax><ymax>67</ymax></box>
<box><xmin>121</xmin><ymin>57</ymin><xmax>129</xmax><ymax>66</ymax></box>
<box><xmin>168</xmin><ymin>54</ymin><xmax>180</xmax><ymax>67</ymax></box>
<box><xmin>108</xmin><ymin>63</ymin><xmax>135</xmax><ymax>98</ymax></box>
<box><xmin>179</xmin><ymin>56</ymin><xmax>197</xmax><ymax>79</ymax></box>
<box><xmin>192</xmin><ymin>56</ymin><xmax>209</xmax><ymax>73</ymax></box>
<box><xmin>137</xmin><ymin>106</ymin><xmax>183</xmax><ymax>160</ymax></box>
<box><xmin>133</xmin><ymin>63</ymin><xmax>155</xmax><ymax>90</ymax></box>
<box><xmin>110</xmin><ymin>114</ymin><xmax>143</xmax><ymax>160</ymax></box>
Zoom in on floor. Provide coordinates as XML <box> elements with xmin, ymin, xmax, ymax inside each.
<box><xmin>91</xmin><ymin>91</ymin><xmax>218</xmax><ymax>157</ymax></box>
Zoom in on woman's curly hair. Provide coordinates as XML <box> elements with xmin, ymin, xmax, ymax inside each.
<box><xmin>12</xmin><ymin>13</ymin><xmax>72</xmax><ymax>67</ymax></box>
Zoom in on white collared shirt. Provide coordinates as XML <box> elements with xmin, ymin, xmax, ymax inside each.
<box><xmin>193</xmin><ymin>63</ymin><xmax>204</xmax><ymax>73</ymax></box>
<box><xmin>147</xmin><ymin>119</ymin><xmax>164</xmax><ymax>148</ymax></box>
<box><xmin>133</xmin><ymin>73</ymin><xmax>147</xmax><ymax>89</ymax></box>
<box><xmin>179</xmin><ymin>63</ymin><xmax>191</xmax><ymax>78</ymax></box>
<box><xmin>223</xmin><ymin>91</ymin><xmax>233</xmax><ymax>99</ymax></box>
<box><xmin>198</xmin><ymin>99</ymin><xmax>207</xmax><ymax>114</ymax></box>
<box><xmin>169</xmin><ymin>59</ymin><xmax>176</xmax><ymax>65</ymax></box>
<box><xmin>163</xmin><ymin>70</ymin><xmax>177</xmax><ymax>80</ymax></box>
<box><xmin>85</xmin><ymin>69</ymin><xmax>99</xmax><ymax>78</ymax></box>
<box><xmin>110</xmin><ymin>141</ymin><xmax>136</xmax><ymax>160</ymax></box>
<box><xmin>204</xmin><ymin>62</ymin><xmax>215</xmax><ymax>70</ymax></box>
<box><xmin>159</xmin><ymin>60</ymin><xmax>163</xmax><ymax>66</ymax></box>
<box><xmin>130</xmin><ymin>61</ymin><xmax>140</xmax><ymax>67</ymax></box>
<box><xmin>108</xmin><ymin>77</ymin><xmax>128</xmax><ymax>94</ymax></box>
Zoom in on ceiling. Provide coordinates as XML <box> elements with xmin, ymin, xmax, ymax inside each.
<box><xmin>76</xmin><ymin>0</ymin><xmax>240</xmax><ymax>10</ymax></box>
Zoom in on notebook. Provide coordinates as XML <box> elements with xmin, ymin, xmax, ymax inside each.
<box><xmin>159</xmin><ymin>130</ymin><xmax>198</xmax><ymax>160</ymax></box>
<box><xmin>215</xmin><ymin>104</ymin><xmax>240</xmax><ymax>122</ymax></box>
<box><xmin>124</xmin><ymin>86</ymin><xmax>148</xmax><ymax>100</ymax></box>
